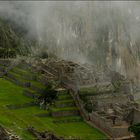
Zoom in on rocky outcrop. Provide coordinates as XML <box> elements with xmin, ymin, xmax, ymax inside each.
<box><xmin>0</xmin><ymin>18</ymin><xmax>30</xmax><ymax>58</ymax></box>
<box><xmin>27</xmin><ymin>127</ymin><xmax>64</xmax><ymax>140</ymax></box>
<box><xmin>0</xmin><ymin>125</ymin><xmax>9</xmax><ymax>140</ymax></box>
<box><xmin>0</xmin><ymin>125</ymin><xmax>21</xmax><ymax>140</ymax></box>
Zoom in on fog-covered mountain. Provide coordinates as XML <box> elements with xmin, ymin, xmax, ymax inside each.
<box><xmin>0</xmin><ymin>1</ymin><xmax>140</xmax><ymax>83</ymax></box>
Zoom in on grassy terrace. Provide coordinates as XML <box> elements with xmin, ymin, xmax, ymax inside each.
<box><xmin>0</xmin><ymin>62</ymin><xmax>107</xmax><ymax>140</ymax></box>
<box><xmin>79</xmin><ymin>86</ymin><xmax>112</xmax><ymax>96</ymax></box>
<box><xmin>11</xmin><ymin>67</ymin><xmax>34</xmax><ymax>76</ymax></box>
<box><xmin>80</xmin><ymin>87</ymin><xmax>98</xmax><ymax>93</ymax></box>
<box><xmin>7</xmin><ymin>70</ymin><xmax>45</xmax><ymax>90</ymax></box>
<box><xmin>51</xmin><ymin>106</ymin><xmax>78</xmax><ymax>112</ymax></box>
<box><xmin>0</xmin><ymin>78</ymin><xmax>107</xmax><ymax>139</ymax></box>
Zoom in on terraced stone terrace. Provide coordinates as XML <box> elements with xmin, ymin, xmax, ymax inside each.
<box><xmin>0</xmin><ymin>60</ymin><xmax>107</xmax><ymax>140</ymax></box>
<box><xmin>78</xmin><ymin>84</ymin><xmax>140</xmax><ymax>139</ymax></box>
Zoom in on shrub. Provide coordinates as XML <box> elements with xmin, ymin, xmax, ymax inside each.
<box><xmin>128</xmin><ymin>123</ymin><xmax>140</xmax><ymax>140</ymax></box>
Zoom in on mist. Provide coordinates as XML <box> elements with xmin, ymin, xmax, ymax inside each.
<box><xmin>0</xmin><ymin>1</ymin><xmax>140</xmax><ymax>83</ymax></box>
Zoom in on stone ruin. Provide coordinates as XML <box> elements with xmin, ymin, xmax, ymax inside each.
<box><xmin>93</xmin><ymin>101</ymin><xmax>139</xmax><ymax>125</ymax></box>
<box><xmin>88</xmin><ymin>100</ymin><xmax>140</xmax><ymax>139</ymax></box>
<box><xmin>27</xmin><ymin>126</ymin><xmax>64</xmax><ymax>140</ymax></box>
<box><xmin>1</xmin><ymin>58</ymin><xmax>139</xmax><ymax>139</ymax></box>
<box><xmin>0</xmin><ymin>125</ymin><xmax>21</xmax><ymax>140</ymax></box>
<box><xmin>24</xmin><ymin>57</ymin><xmax>99</xmax><ymax>87</ymax></box>
<box><xmin>77</xmin><ymin>72</ymin><xmax>140</xmax><ymax>139</ymax></box>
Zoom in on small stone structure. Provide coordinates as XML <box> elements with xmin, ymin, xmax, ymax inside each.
<box><xmin>77</xmin><ymin>83</ymin><xmax>140</xmax><ymax>139</ymax></box>
<box><xmin>89</xmin><ymin>103</ymin><xmax>139</xmax><ymax>138</ymax></box>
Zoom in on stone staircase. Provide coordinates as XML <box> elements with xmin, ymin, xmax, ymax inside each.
<box><xmin>50</xmin><ymin>89</ymin><xmax>82</xmax><ymax>123</ymax></box>
<box><xmin>55</xmin><ymin>100</ymin><xmax>75</xmax><ymax>108</ymax></box>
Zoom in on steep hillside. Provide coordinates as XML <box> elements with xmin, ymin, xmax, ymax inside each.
<box><xmin>0</xmin><ymin>18</ymin><xmax>30</xmax><ymax>58</ymax></box>
<box><xmin>0</xmin><ymin>60</ymin><xmax>107</xmax><ymax>139</ymax></box>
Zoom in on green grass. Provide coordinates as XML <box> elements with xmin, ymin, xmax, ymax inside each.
<box><xmin>51</xmin><ymin>106</ymin><xmax>78</xmax><ymax>112</ymax></box>
<box><xmin>55</xmin><ymin>99</ymin><xmax>74</xmax><ymax>104</ymax></box>
<box><xmin>55</xmin><ymin>99</ymin><xmax>75</xmax><ymax>106</ymax></box>
<box><xmin>8</xmin><ymin>71</ymin><xmax>45</xmax><ymax>90</ymax></box>
<box><xmin>8</xmin><ymin>71</ymin><xmax>29</xmax><ymax>83</ymax></box>
<box><xmin>24</xmin><ymin>88</ymin><xmax>36</xmax><ymax>93</ymax></box>
<box><xmin>0</xmin><ymin>78</ymin><xmax>31</xmax><ymax>105</ymax></box>
<box><xmin>0</xmin><ymin>78</ymin><xmax>107</xmax><ymax>140</ymax></box>
<box><xmin>79</xmin><ymin>87</ymin><xmax>99</xmax><ymax>96</ymax></box>
<box><xmin>54</xmin><ymin>116</ymin><xmax>82</xmax><ymax>121</ymax></box>
<box><xmin>24</xmin><ymin>88</ymin><xmax>40</xmax><ymax>96</ymax></box>
<box><xmin>79</xmin><ymin>86</ymin><xmax>112</xmax><ymax>96</ymax></box>
<box><xmin>11</xmin><ymin>67</ymin><xmax>35</xmax><ymax>78</ymax></box>
<box><xmin>31</xmin><ymin>80</ymin><xmax>45</xmax><ymax>89</ymax></box>
<box><xmin>58</xmin><ymin>94</ymin><xmax>71</xmax><ymax>99</ymax></box>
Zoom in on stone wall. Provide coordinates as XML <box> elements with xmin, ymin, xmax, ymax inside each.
<box><xmin>89</xmin><ymin>112</ymin><xmax>132</xmax><ymax>138</ymax></box>
<box><xmin>30</xmin><ymin>85</ymin><xmax>44</xmax><ymax>94</ymax></box>
<box><xmin>23</xmin><ymin>90</ymin><xmax>38</xmax><ymax>98</ymax></box>
<box><xmin>96</xmin><ymin>95</ymin><xmax>129</xmax><ymax>110</ymax></box>
<box><xmin>52</xmin><ymin>110</ymin><xmax>79</xmax><ymax>117</ymax></box>
<box><xmin>6</xmin><ymin>102</ymin><xmax>35</xmax><ymax>110</ymax></box>
<box><xmin>6</xmin><ymin>73</ymin><xmax>30</xmax><ymax>87</ymax></box>
<box><xmin>133</xmin><ymin>109</ymin><xmax>140</xmax><ymax>123</ymax></box>
<box><xmin>70</xmin><ymin>90</ymin><xmax>89</xmax><ymax>120</ymax></box>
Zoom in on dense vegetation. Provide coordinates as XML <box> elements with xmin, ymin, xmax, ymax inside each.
<box><xmin>128</xmin><ymin>123</ymin><xmax>140</xmax><ymax>140</ymax></box>
<box><xmin>0</xmin><ymin>18</ymin><xmax>30</xmax><ymax>58</ymax></box>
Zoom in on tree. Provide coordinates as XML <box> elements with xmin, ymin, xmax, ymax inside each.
<box><xmin>128</xmin><ymin>123</ymin><xmax>140</xmax><ymax>140</ymax></box>
<box><xmin>39</xmin><ymin>83</ymin><xmax>58</xmax><ymax>107</ymax></box>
